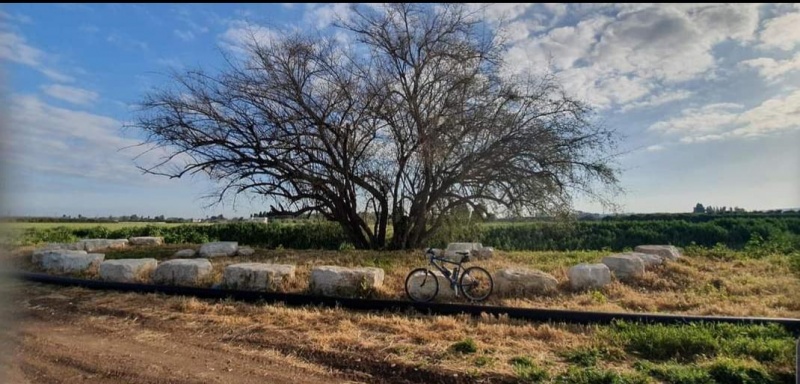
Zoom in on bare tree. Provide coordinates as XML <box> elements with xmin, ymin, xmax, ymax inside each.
<box><xmin>133</xmin><ymin>4</ymin><xmax>619</xmax><ymax>250</ymax></box>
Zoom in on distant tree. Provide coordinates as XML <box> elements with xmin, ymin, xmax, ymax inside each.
<box><xmin>693</xmin><ymin>203</ymin><xmax>705</xmax><ymax>214</ymax></box>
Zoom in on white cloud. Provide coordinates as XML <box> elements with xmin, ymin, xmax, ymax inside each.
<box><xmin>0</xmin><ymin>31</ymin><xmax>75</xmax><ymax>82</ymax></box>
<box><xmin>758</xmin><ymin>11</ymin><xmax>800</xmax><ymax>51</ymax></box>
<box><xmin>173</xmin><ymin>8</ymin><xmax>211</xmax><ymax>42</ymax></box>
<box><xmin>740</xmin><ymin>53</ymin><xmax>800</xmax><ymax>81</ymax></box>
<box><xmin>650</xmin><ymin>90</ymin><xmax>800</xmax><ymax>143</ymax></box>
<box><xmin>303</xmin><ymin>3</ymin><xmax>354</xmax><ymax>29</ymax></box>
<box><xmin>41</xmin><ymin>84</ymin><xmax>99</xmax><ymax>105</ymax></box>
<box><xmin>106</xmin><ymin>33</ymin><xmax>148</xmax><ymax>51</ymax></box>
<box><xmin>6</xmin><ymin>95</ymin><xmax>181</xmax><ymax>184</ymax></box>
<box><xmin>649</xmin><ymin>103</ymin><xmax>743</xmax><ymax>135</ymax></box>
<box><xmin>174</xmin><ymin>29</ymin><xmax>195</xmax><ymax>41</ymax></box>
<box><xmin>0</xmin><ymin>10</ymin><xmax>32</xmax><ymax>24</ymax></box>
<box><xmin>156</xmin><ymin>57</ymin><xmax>183</xmax><ymax>68</ymax></box>
<box><xmin>219</xmin><ymin>20</ymin><xmax>279</xmax><ymax>54</ymax></box>
<box><xmin>619</xmin><ymin>90</ymin><xmax>693</xmax><ymax>113</ymax></box>
<box><xmin>646</xmin><ymin>144</ymin><xmax>665</xmax><ymax>152</ymax></box>
<box><xmin>503</xmin><ymin>4</ymin><xmax>761</xmax><ymax>110</ymax></box>
<box><xmin>79</xmin><ymin>24</ymin><xmax>99</xmax><ymax>34</ymax></box>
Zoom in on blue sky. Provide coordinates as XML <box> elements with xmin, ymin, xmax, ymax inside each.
<box><xmin>1</xmin><ymin>3</ymin><xmax>799</xmax><ymax>219</ymax></box>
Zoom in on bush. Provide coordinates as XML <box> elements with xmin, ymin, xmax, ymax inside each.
<box><xmin>10</xmin><ymin>215</ymin><xmax>800</xmax><ymax>252</ymax></box>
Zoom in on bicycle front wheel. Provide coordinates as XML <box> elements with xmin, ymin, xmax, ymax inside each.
<box><xmin>405</xmin><ymin>268</ymin><xmax>439</xmax><ymax>302</ymax></box>
<box><xmin>459</xmin><ymin>266</ymin><xmax>493</xmax><ymax>302</ymax></box>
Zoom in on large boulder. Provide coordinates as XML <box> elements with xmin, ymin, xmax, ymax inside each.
<box><xmin>198</xmin><ymin>242</ymin><xmax>238</xmax><ymax>258</ymax></box>
<box><xmin>41</xmin><ymin>253</ymin><xmax>104</xmax><ymax>274</ymax></box>
<box><xmin>77</xmin><ymin>239</ymin><xmax>129</xmax><ymax>252</ymax></box>
<box><xmin>494</xmin><ymin>268</ymin><xmax>558</xmax><ymax>295</ymax></box>
<box><xmin>406</xmin><ymin>270</ymin><xmax>456</xmax><ymax>300</ymax></box>
<box><xmin>629</xmin><ymin>252</ymin><xmax>663</xmax><ymax>268</ymax></box>
<box><xmin>444</xmin><ymin>242</ymin><xmax>494</xmax><ymax>261</ymax></box>
<box><xmin>602</xmin><ymin>254</ymin><xmax>645</xmax><ymax>280</ymax></box>
<box><xmin>128</xmin><ymin>237</ymin><xmax>164</xmax><ymax>246</ymax></box>
<box><xmin>173</xmin><ymin>249</ymin><xmax>196</xmax><ymax>258</ymax></box>
<box><xmin>32</xmin><ymin>249</ymin><xmax>87</xmax><ymax>265</ymax></box>
<box><xmin>310</xmin><ymin>266</ymin><xmax>385</xmax><ymax>297</ymax></box>
<box><xmin>568</xmin><ymin>263</ymin><xmax>611</xmax><ymax>290</ymax></box>
<box><xmin>475</xmin><ymin>247</ymin><xmax>494</xmax><ymax>260</ymax></box>
<box><xmin>634</xmin><ymin>245</ymin><xmax>681</xmax><ymax>261</ymax></box>
<box><xmin>34</xmin><ymin>242</ymin><xmax>84</xmax><ymax>251</ymax></box>
<box><xmin>236</xmin><ymin>246</ymin><xmax>255</xmax><ymax>256</ymax></box>
<box><xmin>222</xmin><ymin>263</ymin><xmax>295</xmax><ymax>291</ymax></box>
<box><xmin>99</xmin><ymin>259</ymin><xmax>158</xmax><ymax>283</ymax></box>
<box><xmin>152</xmin><ymin>259</ymin><xmax>213</xmax><ymax>285</ymax></box>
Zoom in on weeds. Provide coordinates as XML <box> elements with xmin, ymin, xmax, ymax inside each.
<box><xmin>450</xmin><ymin>338</ymin><xmax>477</xmax><ymax>354</ymax></box>
<box><xmin>510</xmin><ymin>356</ymin><xmax>549</xmax><ymax>382</ymax></box>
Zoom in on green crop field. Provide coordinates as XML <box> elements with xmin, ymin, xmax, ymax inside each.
<box><xmin>3</xmin><ymin>221</ymin><xmax>197</xmax><ymax>231</ymax></box>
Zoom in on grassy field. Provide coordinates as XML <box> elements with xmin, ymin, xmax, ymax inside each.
<box><xmin>5</xmin><ymin>243</ymin><xmax>799</xmax><ymax>382</ymax></box>
<box><xmin>8</xmin><ymin>281</ymin><xmax>796</xmax><ymax>383</ymax></box>
<box><xmin>10</xmin><ymin>245</ymin><xmax>800</xmax><ymax>318</ymax></box>
<box><xmin>3</xmin><ymin>221</ymin><xmax>197</xmax><ymax>230</ymax></box>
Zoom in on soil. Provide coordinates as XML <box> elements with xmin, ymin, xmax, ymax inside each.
<box><xmin>0</xmin><ymin>282</ymin><xmax>514</xmax><ymax>384</ymax></box>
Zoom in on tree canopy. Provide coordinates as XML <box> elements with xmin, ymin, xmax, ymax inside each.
<box><xmin>133</xmin><ymin>4</ymin><xmax>619</xmax><ymax>249</ymax></box>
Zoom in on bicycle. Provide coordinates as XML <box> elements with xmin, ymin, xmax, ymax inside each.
<box><xmin>404</xmin><ymin>247</ymin><xmax>493</xmax><ymax>302</ymax></box>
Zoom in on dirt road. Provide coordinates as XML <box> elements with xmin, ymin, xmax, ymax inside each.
<box><xmin>1</xmin><ymin>282</ymin><xmax>510</xmax><ymax>384</ymax></box>
<box><xmin>1</xmin><ymin>283</ymin><xmax>358</xmax><ymax>384</ymax></box>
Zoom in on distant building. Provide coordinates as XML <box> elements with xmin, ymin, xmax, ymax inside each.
<box><xmin>247</xmin><ymin>217</ymin><xmax>269</xmax><ymax>224</ymax></box>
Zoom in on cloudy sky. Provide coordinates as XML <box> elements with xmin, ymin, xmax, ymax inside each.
<box><xmin>1</xmin><ymin>3</ymin><xmax>798</xmax><ymax>218</ymax></box>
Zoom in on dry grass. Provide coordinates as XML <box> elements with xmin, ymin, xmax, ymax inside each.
<box><xmin>20</xmin><ymin>281</ymin><xmax>792</xmax><ymax>382</ymax></box>
<box><xmin>78</xmin><ymin>285</ymin><xmax>601</xmax><ymax>379</ymax></box>
<box><xmin>8</xmin><ymin>246</ymin><xmax>800</xmax><ymax>318</ymax></box>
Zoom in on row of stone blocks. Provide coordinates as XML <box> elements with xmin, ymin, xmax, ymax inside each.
<box><xmin>31</xmin><ymin>249</ymin><xmax>384</xmax><ymax>294</ymax></box>
<box><xmin>494</xmin><ymin>245</ymin><xmax>682</xmax><ymax>295</ymax></box>
<box><xmin>39</xmin><ymin>239</ymin><xmax>256</xmax><ymax>258</ymax></box>
<box><xmin>32</xmin><ymin>244</ymin><xmax>681</xmax><ymax>297</ymax></box>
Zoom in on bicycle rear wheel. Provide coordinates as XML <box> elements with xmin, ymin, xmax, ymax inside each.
<box><xmin>459</xmin><ymin>266</ymin><xmax>493</xmax><ymax>301</ymax></box>
<box><xmin>405</xmin><ymin>268</ymin><xmax>439</xmax><ymax>302</ymax></box>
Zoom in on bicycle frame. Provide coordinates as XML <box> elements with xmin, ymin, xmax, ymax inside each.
<box><xmin>426</xmin><ymin>252</ymin><xmax>468</xmax><ymax>296</ymax></box>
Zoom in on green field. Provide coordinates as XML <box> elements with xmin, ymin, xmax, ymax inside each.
<box><xmin>3</xmin><ymin>221</ymin><xmax>195</xmax><ymax>230</ymax></box>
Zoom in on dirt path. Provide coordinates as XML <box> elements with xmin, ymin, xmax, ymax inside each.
<box><xmin>1</xmin><ymin>283</ymin><xmax>513</xmax><ymax>384</ymax></box>
<box><xmin>2</xmin><ymin>284</ymin><xmax>356</xmax><ymax>384</ymax></box>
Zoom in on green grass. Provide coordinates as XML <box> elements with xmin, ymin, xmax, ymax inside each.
<box><xmin>602</xmin><ymin>322</ymin><xmax>795</xmax><ymax>365</ymax></box>
<box><xmin>4</xmin><ymin>222</ymin><xmax>194</xmax><ymax>230</ymax></box>
<box><xmin>558</xmin><ymin>346</ymin><xmax>623</xmax><ymax>367</ymax></box>
<box><xmin>510</xmin><ymin>356</ymin><xmax>550</xmax><ymax>382</ymax></box>
<box><xmin>450</xmin><ymin>338</ymin><xmax>478</xmax><ymax>354</ymax></box>
<box><xmin>555</xmin><ymin>367</ymin><xmax>650</xmax><ymax>384</ymax></box>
